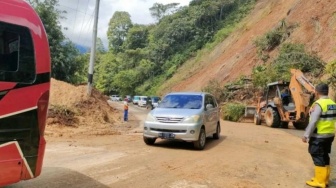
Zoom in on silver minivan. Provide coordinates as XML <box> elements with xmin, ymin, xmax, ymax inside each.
<box><xmin>143</xmin><ymin>92</ymin><xmax>220</xmax><ymax>150</ymax></box>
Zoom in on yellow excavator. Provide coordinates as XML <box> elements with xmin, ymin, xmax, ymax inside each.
<box><xmin>253</xmin><ymin>69</ymin><xmax>316</xmax><ymax>129</ymax></box>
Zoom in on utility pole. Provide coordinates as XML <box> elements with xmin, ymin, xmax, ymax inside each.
<box><xmin>87</xmin><ymin>0</ymin><xmax>100</xmax><ymax>96</ymax></box>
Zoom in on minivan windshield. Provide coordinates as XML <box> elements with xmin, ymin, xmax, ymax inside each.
<box><xmin>158</xmin><ymin>95</ymin><xmax>202</xmax><ymax>109</ymax></box>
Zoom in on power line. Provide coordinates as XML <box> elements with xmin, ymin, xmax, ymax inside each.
<box><xmin>76</xmin><ymin>0</ymin><xmax>91</xmax><ymax>43</ymax></box>
<box><xmin>58</xmin><ymin>1</ymin><xmax>94</xmax><ymax>44</ymax></box>
<box><xmin>83</xmin><ymin>14</ymin><xmax>94</xmax><ymax>47</ymax></box>
<box><xmin>72</xmin><ymin>0</ymin><xmax>80</xmax><ymax>40</ymax></box>
<box><xmin>58</xmin><ymin>4</ymin><xmax>89</xmax><ymax>15</ymax></box>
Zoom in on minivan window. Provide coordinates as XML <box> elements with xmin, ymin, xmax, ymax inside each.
<box><xmin>205</xmin><ymin>95</ymin><xmax>215</xmax><ymax>107</ymax></box>
<box><xmin>159</xmin><ymin>95</ymin><xmax>202</xmax><ymax>109</ymax></box>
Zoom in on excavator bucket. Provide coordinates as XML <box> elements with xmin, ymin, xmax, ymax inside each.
<box><xmin>239</xmin><ymin>106</ymin><xmax>257</xmax><ymax>123</ymax></box>
<box><xmin>245</xmin><ymin>106</ymin><xmax>257</xmax><ymax>117</ymax></box>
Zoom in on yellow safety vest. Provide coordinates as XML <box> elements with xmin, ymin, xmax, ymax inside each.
<box><xmin>312</xmin><ymin>98</ymin><xmax>336</xmax><ymax>134</ymax></box>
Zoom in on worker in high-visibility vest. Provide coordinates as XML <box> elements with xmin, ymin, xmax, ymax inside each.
<box><xmin>123</xmin><ymin>100</ymin><xmax>129</xmax><ymax>122</ymax></box>
<box><xmin>302</xmin><ymin>83</ymin><xmax>336</xmax><ymax>188</ymax></box>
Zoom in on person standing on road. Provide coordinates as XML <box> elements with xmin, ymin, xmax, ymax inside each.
<box><xmin>302</xmin><ymin>83</ymin><xmax>336</xmax><ymax>188</ymax></box>
<box><xmin>123</xmin><ymin>100</ymin><xmax>129</xmax><ymax>122</ymax></box>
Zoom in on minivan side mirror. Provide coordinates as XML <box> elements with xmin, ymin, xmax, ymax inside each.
<box><xmin>206</xmin><ymin>104</ymin><xmax>214</xmax><ymax>110</ymax></box>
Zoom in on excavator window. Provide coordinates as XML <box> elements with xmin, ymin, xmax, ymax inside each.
<box><xmin>266</xmin><ymin>85</ymin><xmax>277</xmax><ymax>102</ymax></box>
<box><xmin>281</xmin><ymin>89</ymin><xmax>290</xmax><ymax>105</ymax></box>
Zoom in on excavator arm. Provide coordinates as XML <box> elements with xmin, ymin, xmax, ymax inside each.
<box><xmin>289</xmin><ymin>69</ymin><xmax>315</xmax><ymax>120</ymax></box>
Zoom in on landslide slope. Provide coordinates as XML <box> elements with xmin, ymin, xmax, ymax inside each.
<box><xmin>160</xmin><ymin>0</ymin><xmax>336</xmax><ymax>94</ymax></box>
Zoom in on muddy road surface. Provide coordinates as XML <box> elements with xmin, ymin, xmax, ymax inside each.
<box><xmin>7</xmin><ymin>102</ymin><xmax>336</xmax><ymax>188</ymax></box>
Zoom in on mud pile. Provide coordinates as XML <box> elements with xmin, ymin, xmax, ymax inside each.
<box><xmin>46</xmin><ymin>78</ymin><xmax>122</xmax><ymax>137</ymax></box>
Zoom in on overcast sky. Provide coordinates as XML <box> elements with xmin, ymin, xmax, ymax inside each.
<box><xmin>58</xmin><ymin>0</ymin><xmax>192</xmax><ymax>49</ymax></box>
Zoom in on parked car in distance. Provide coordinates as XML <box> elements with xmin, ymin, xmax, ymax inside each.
<box><xmin>110</xmin><ymin>95</ymin><xmax>121</xmax><ymax>101</ymax></box>
<box><xmin>138</xmin><ymin>96</ymin><xmax>148</xmax><ymax>107</ymax></box>
<box><xmin>150</xmin><ymin>96</ymin><xmax>161</xmax><ymax>108</ymax></box>
<box><xmin>125</xmin><ymin>95</ymin><xmax>132</xmax><ymax>102</ymax></box>
<box><xmin>133</xmin><ymin>95</ymin><xmax>140</xmax><ymax>105</ymax></box>
<box><xmin>143</xmin><ymin>92</ymin><xmax>220</xmax><ymax>150</ymax></box>
<box><xmin>146</xmin><ymin>96</ymin><xmax>161</xmax><ymax>109</ymax></box>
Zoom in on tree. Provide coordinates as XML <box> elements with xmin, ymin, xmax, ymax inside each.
<box><xmin>96</xmin><ymin>37</ymin><xmax>106</xmax><ymax>54</ymax></box>
<box><xmin>149</xmin><ymin>3</ymin><xmax>180</xmax><ymax>22</ymax></box>
<box><xmin>94</xmin><ymin>52</ymin><xmax>118</xmax><ymax>94</ymax></box>
<box><xmin>107</xmin><ymin>11</ymin><xmax>133</xmax><ymax>53</ymax></box>
<box><xmin>29</xmin><ymin>0</ymin><xmax>81</xmax><ymax>83</ymax></box>
<box><xmin>122</xmin><ymin>24</ymin><xmax>149</xmax><ymax>50</ymax></box>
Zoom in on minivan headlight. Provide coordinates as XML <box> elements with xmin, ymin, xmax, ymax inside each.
<box><xmin>146</xmin><ymin>113</ymin><xmax>156</xmax><ymax>122</ymax></box>
<box><xmin>183</xmin><ymin>115</ymin><xmax>202</xmax><ymax>123</ymax></box>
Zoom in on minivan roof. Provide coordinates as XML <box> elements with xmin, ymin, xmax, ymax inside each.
<box><xmin>166</xmin><ymin>92</ymin><xmax>208</xmax><ymax>96</ymax></box>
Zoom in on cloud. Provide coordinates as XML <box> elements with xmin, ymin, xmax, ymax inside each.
<box><xmin>58</xmin><ymin>0</ymin><xmax>191</xmax><ymax>48</ymax></box>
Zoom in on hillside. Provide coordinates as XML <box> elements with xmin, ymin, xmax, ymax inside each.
<box><xmin>160</xmin><ymin>0</ymin><xmax>336</xmax><ymax>94</ymax></box>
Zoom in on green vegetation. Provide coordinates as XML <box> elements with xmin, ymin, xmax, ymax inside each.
<box><xmin>99</xmin><ymin>0</ymin><xmax>256</xmax><ymax>95</ymax></box>
<box><xmin>325</xmin><ymin>60</ymin><xmax>336</xmax><ymax>89</ymax></box>
<box><xmin>30</xmin><ymin>0</ymin><xmax>256</xmax><ymax>96</ymax></box>
<box><xmin>252</xmin><ymin>43</ymin><xmax>325</xmax><ymax>88</ymax></box>
<box><xmin>202</xmin><ymin>80</ymin><xmax>224</xmax><ymax>102</ymax></box>
<box><xmin>254</xmin><ymin>20</ymin><xmax>295</xmax><ymax>62</ymax></box>
<box><xmin>202</xmin><ymin>75</ymin><xmax>253</xmax><ymax>103</ymax></box>
<box><xmin>30</xmin><ymin>0</ymin><xmax>335</xmax><ymax>103</ymax></box>
<box><xmin>252</xmin><ymin>19</ymin><xmax>324</xmax><ymax>88</ymax></box>
<box><xmin>29</xmin><ymin>0</ymin><xmax>85</xmax><ymax>84</ymax></box>
<box><xmin>221</xmin><ymin>103</ymin><xmax>245</xmax><ymax>122</ymax></box>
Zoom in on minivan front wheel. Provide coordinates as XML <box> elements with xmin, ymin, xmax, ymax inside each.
<box><xmin>194</xmin><ymin>128</ymin><xmax>206</xmax><ymax>150</ymax></box>
<box><xmin>143</xmin><ymin>137</ymin><xmax>156</xmax><ymax>145</ymax></box>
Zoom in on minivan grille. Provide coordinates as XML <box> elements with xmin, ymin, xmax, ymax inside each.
<box><xmin>155</xmin><ymin>116</ymin><xmax>184</xmax><ymax>123</ymax></box>
<box><xmin>150</xmin><ymin>128</ymin><xmax>187</xmax><ymax>133</ymax></box>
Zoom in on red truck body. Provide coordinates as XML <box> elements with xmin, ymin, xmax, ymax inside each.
<box><xmin>0</xmin><ymin>0</ymin><xmax>50</xmax><ymax>186</ymax></box>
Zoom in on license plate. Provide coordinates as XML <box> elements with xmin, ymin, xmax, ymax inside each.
<box><xmin>158</xmin><ymin>132</ymin><xmax>175</xmax><ymax>139</ymax></box>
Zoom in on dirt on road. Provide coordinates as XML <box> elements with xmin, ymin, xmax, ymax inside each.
<box><xmin>8</xmin><ymin>100</ymin><xmax>336</xmax><ymax>188</ymax></box>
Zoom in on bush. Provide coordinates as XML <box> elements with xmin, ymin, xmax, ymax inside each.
<box><xmin>272</xmin><ymin>43</ymin><xmax>325</xmax><ymax>78</ymax></box>
<box><xmin>326</xmin><ymin>60</ymin><xmax>336</xmax><ymax>89</ymax></box>
<box><xmin>254</xmin><ymin>20</ymin><xmax>293</xmax><ymax>62</ymax></box>
<box><xmin>221</xmin><ymin>103</ymin><xmax>245</xmax><ymax>122</ymax></box>
<box><xmin>251</xmin><ymin>65</ymin><xmax>279</xmax><ymax>88</ymax></box>
<box><xmin>252</xmin><ymin>43</ymin><xmax>325</xmax><ymax>88</ymax></box>
<box><xmin>255</xmin><ymin>30</ymin><xmax>284</xmax><ymax>52</ymax></box>
<box><xmin>202</xmin><ymin>79</ymin><xmax>224</xmax><ymax>102</ymax></box>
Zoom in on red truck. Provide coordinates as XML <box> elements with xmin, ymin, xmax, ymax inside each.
<box><xmin>0</xmin><ymin>0</ymin><xmax>50</xmax><ymax>186</ymax></box>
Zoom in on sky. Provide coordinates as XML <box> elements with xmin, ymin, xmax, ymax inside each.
<box><xmin>58</xmin><ymin>0</ymin><xmax>192</xmax><ymax>49</ymax></box>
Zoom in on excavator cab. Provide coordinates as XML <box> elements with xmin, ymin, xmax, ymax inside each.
<box><xmin>257</xmin><ymin>81</ymin><xmax>293</xmax><ymax>110</ymax></box>
<box><xmin>253</xmin><ymin>69</ymin><xmax>315</xmax><ymax>130</ymax></box>
<box><xmin>254</xmin><ymin>81</ymin><xmax>294</xmax><ymax>128</ymax></box>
